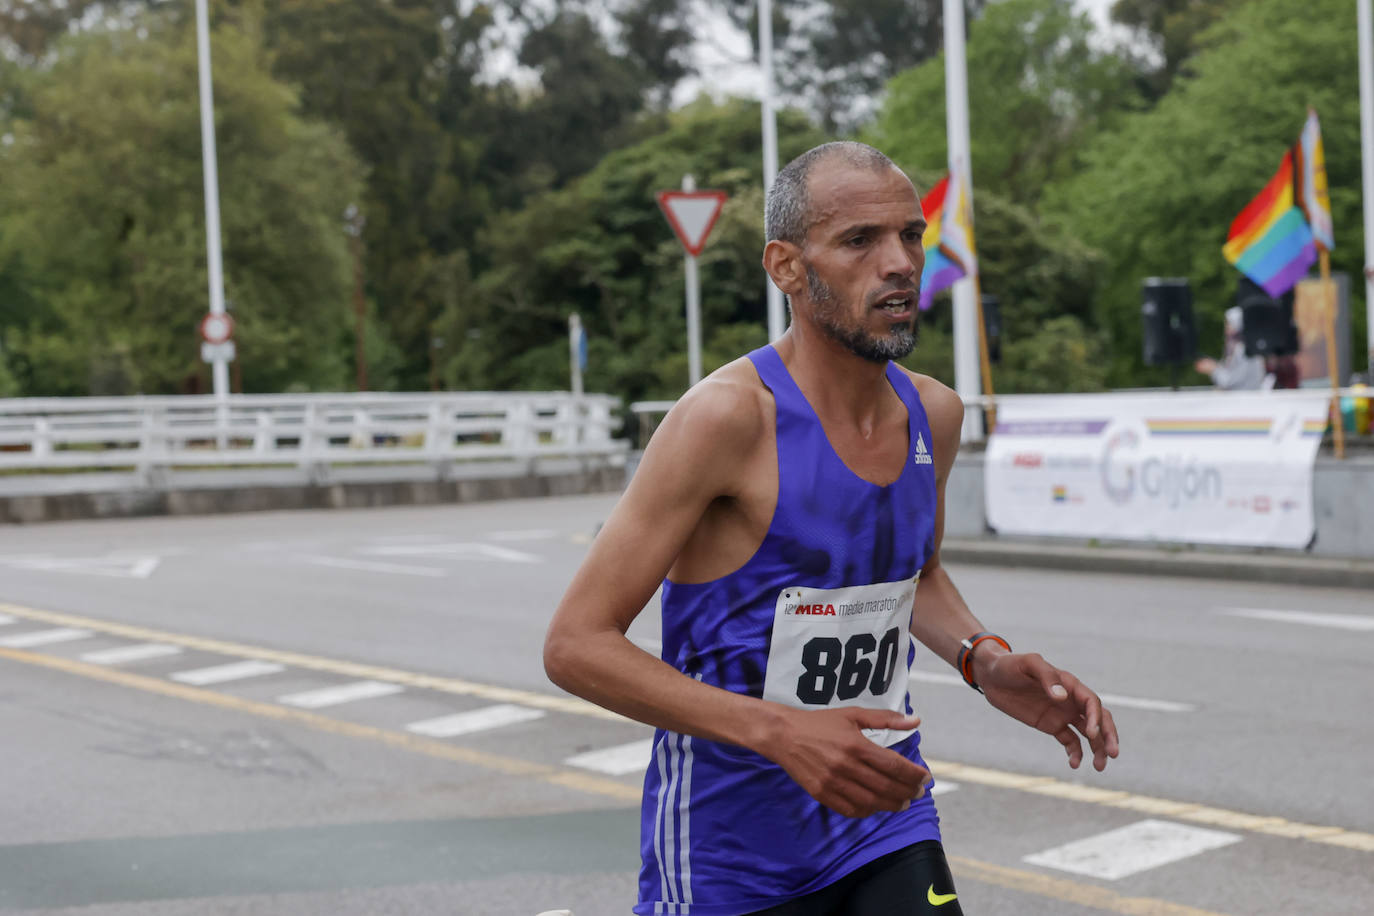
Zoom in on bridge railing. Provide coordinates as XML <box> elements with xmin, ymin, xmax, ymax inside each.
<box><xmin>0</xmin><ymin>392</ymin><xmax>627</xmax><ymax>472</ymax></box>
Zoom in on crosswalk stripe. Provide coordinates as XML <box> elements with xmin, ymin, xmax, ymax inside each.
<box><xmin>1023</xmin><ymin>818</ymin><xmax>1241</xmax><ymax>880</ymax></box>
<box><xmin>79</xmin><ymin>643</ymin><xmax>182</xmax><ymax>665</ymax></box>
<box><xmin>565</xmin><ymin>738</ymin><xmax>655</xmax><ymax>776</ymax></box>
<box><xmin>0</xmin><ymin>627</ymin><xmax>93</xmax><ymax>648</ymax></box>
<box><xmin>406</xmin><ymin>704</ymin><xmax>545</xmax><ymax>737</ymax></box>
<box><xmin>170</xmin><ymin>660</ymin><xmax>285</xmax><ymax>686</ymax></box>
<box><xmin>278</xmin><ymin>679</ymin><xmax>405</xmax><ymax>709</ymax></box>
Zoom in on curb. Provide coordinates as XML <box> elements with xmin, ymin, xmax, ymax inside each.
<box><xmin>940</xmin><ymin>539</ymin><xmax>1374</xmax><ymax>590</ymax></box>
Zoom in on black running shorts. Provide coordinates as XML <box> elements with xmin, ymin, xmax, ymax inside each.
<box><xmin>744</xmin><ymin>840</ymin><xmax>964</xmax><ymax>916</ymax></box>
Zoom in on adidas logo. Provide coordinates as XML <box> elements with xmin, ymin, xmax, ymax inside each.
<box><xmin>914</xmin><ymin>431</ymin><xmax>933</xmax><ymax>465</ymax></box>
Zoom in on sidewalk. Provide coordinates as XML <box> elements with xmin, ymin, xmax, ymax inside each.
<box><xmin>941</xmin><ymin>537</ymin><xmax>1374</xmax><ymax>590</ymax></box>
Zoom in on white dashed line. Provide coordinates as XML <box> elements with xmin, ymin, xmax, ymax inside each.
<box><xmin>171</xmin><ymin>660</ymin><xmax>286</xmax><ymax>686</ymax></box>
<box><xmin>406</xmin><ymin>704</ymin><xmax>546</xmax><ymax>737</ymax></box>
<box><xmin>908</xmin><ymin>670</ymin><xmax>1195</xmax><ymax>713</ymax></box>
<box><xmin>1219</xmin><ymin>608</ymin><xmax>1374</xmax><ymax>632</ymax></box>
<box><xmin>360</xmin><ymin>543</ymin><xmax>541</xmax><ymax>564</ymax></box>
<box><xmin>0</xmin><ymin>613</ymin><xmax>15</xmax><ymax>626</ymax></box>
<box><xmin>278</xmin><ymin>679</ymin><xmax>406</xmax><ymax>709</ymax></box>
<box><xmin>80</xmin><ymin>643</ymin><xmax>183</xmax><ymax>665</ymax></box>
<box><xmin>1022</xmin><ymin>818</ymin><xmax>1241</xmax><ymax>880</ymax></box>
<box><xmin>0</xmin><ymin>627</ymin><xmax>94</xmax><ymax>648</ymax></box>
<box><xmin>565</xmin><ymin>738</ymin><xmax>656</xmax><ymax>776</ymax></box>
<box><xmin>300</xmin><ymin>555</ymin><xmax>446</xmax><ymax>577</ymax></box>
<box><xmin>930</xmin><ymin>780</ymin><xmax>960</xmax><ymax>796</ymax></box>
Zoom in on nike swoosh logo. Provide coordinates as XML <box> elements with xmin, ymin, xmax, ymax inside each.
<box><xmin>928</xmin><ymin>884</ymin><xmax>958</xmax><ymax>906</ymax></box>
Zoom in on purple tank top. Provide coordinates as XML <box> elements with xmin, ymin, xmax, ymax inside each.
<box><xmin>635</xmin><ymin>344</ymin><xmax>942</xmax><ymax>915</ymax></box>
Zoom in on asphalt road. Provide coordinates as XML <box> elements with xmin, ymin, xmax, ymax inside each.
<box><xmin>0</xmin><ymin>493</ymin><xmax>1370</xmax><ymax>915</ymax></box>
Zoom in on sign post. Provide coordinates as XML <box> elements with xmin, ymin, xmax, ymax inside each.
<box><xmin>194</xmin><ymin>0</ymin><xmax>229</xmax><ymax>400</ymax></box>
<box><xmin>656</xmin><ymin>177</ymin><xmax>728</xmax><ymax>387</ymax></box>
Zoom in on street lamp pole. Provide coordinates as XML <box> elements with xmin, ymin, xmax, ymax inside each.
<box><xmin>760</xmin><ymin>0</ymin><xmax>785</xmax><ymax>341</ymax></box>
<box><xmin>194</xmin><ymin>0</ymin><xmax>229</xmax><ymax>399</ymax></box>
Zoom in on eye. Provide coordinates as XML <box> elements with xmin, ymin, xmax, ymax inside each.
<box><xmin>902</xmin><ymin>229</ymin><xmax>924</xmax><ymax>243</ymax></box>
<box><xmin>846</xmin><ymin>235</ymin><xmax>869</xmax><ymax>247</ymax></box>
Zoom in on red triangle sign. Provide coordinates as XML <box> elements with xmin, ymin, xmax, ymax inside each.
<box><xmin>656</xmin><ymin>190</ymin><xmax>728</xmax><ymax>257</ymax></box>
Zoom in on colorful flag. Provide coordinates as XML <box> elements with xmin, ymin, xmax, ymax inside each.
<box><xmin>918</xmin><ymin>167</ymin><xmax>977</xmax><ymax>311</ymax></box>
<box><xmin>1222</xmin><ymin>149</ymin><xmax>1317</xmax><ymax>298</ymax></box>
<box><xmin>1294</xmin><ymin>108</ymin><xmax>1334</xmax><ymax>251</ymax></box>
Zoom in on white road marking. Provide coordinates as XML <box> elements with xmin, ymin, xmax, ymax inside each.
<box><xmin>1219</xmin><ymin>607</ymin><xmax>1374</xmax><ymax>632</ymax></box>
<box><xmin>565</xmin><ymin>738</ymin><xmax>656</xmax><ymax>776</ymax></box>
<box><xmin>930</xmin><ymin>780</ymin><xmax>960</xmax><ymax>796</ymax></box>
<box><xmin>171</xmin><ymin>660</ymin><xmax>285</xmax><ymax>686</ymax></box>
<box><xmin>908</xmin><ymin>670</ymin><xmax>1195</xmax><ymax>713</ymax></box>
<box><xmin>300</xmin><ymin>555</ymin><xmax>445</xmax><ymax>578</ymax></box>
<box><xmin>0</xmin><ymin>613</ymin><xmax>15</xmax><ymax>626</ymax></box>
<box><xmin>80</xmin><ymin>643</ymin><xmax>183</xmax><ymax>665</ymax></box>
<box><xmin>1022</xmin><ymin>818</ymin><xmax>1241</xmax><ymax>880</ymax></box>
<box><xmin>0</xmin><ymin>627</ymin><xmax>94</xmax><ymax>648</ymax></box>
<box><xmin>359</xmin><ymin>542</ymin><xmax>541</xmax><ymax>564</ymax></box>
<box><xmin>406</xmin><ymin>704</ymin><xmax>546</xmax><ymax>738</ymax></box>
<box><xmin>487</xmin><ymin>529</ymin><xmax>558</xmax><ymax>542</ymax></box>
<box><xmin>0</xmin><ymin>554</ymin><xmax>160</xmax><ymax>578</ymax></box>
<box><xmin>278</xmin><ymin>679</ymin><xmax>405</xmax><ymax>709</ymax></box>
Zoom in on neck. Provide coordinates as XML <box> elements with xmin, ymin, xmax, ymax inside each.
<box><xmin>773</xmin><ymin>320</ymin><xmax>895</xmax><ymax>424</ymax></box>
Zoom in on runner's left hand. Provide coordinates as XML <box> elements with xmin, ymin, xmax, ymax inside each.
<box><xmin>977</xmin><ymin>653</ymin><xmax>1120</xmax><ymax>771</ymax></box>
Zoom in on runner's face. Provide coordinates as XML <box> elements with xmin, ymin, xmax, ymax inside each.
<box><xmin>796</xmin><ymin>164</ymin><xmax>926</xmax><ymax>362</ymax></box>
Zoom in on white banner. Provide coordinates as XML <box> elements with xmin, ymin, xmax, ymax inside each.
<box><xmin>984</xmin><ymin>392</ymin><xmax>1329</xmax><ymax>549</ymax></box>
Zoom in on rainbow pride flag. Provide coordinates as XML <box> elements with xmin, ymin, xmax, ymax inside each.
<box><xmin>1222</xmin><ymin>150</ymin><xmax>1316</xmax><ymax>298</ymax></box>
<box><xmin>918</xmin><ymin>170</ymin><xmax>976</xmax><ymax>311</ymax></box>
<box><xmin>1294</xmin><ymin>108</ymin><xmax>1334</xmax><ymax>251</ymax></box>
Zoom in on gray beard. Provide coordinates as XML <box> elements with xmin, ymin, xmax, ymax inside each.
<box><xmin>806</xmin><ymin>265</ymin><xmax>917</xmax><ymax>363</ymax></box>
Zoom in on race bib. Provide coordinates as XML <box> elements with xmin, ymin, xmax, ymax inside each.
<box><xmin>761</xmin><ymin>576</ymin><xmax>919</xmax><ymax>747</ymax></box>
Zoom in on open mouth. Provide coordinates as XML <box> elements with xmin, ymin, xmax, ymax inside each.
<box><xmin>874</xmin><ymin>292</ymin><xmax>915</xmax><ymax>316</ymax></box>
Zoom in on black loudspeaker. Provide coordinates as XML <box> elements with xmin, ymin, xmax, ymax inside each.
<box><xmin>1236</xmin><ymin>277</ymin><xmax>1297</xmax><ymax>357</ymax></box>
<box><xmin>1141</xmin><ymin>278</ymin><xmax>1196</xmax><ymax>366</ymax></box>
<box><xmin>981</xmin><ymin>294</ymin><xmax>1001</xmax><ymax>365</ymax></box>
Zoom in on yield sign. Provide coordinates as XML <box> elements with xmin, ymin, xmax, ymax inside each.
<box><xmin>656</xmin><ymin>190</ymin><xmax>728</xmax><ymax>257</ymax></box>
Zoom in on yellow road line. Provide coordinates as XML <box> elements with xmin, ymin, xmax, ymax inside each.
<box><xmin>928</xmin><ymin>759</ymin><xmax>1374</xmax><ymax>854</ymax></box>
<box><xmin>3</xmin><ymin>600</ymin><xmax>1370</xmax><ymax>855</ymax></box>
<box><xmin>0</xmin><ymin>646</ymin><xmax>640</xmax><ymax>803</ymax></box>
<box><xmin>2</xmin><ymin>642</ymin><xmax>1227</xmax><ymax>916</ymax></box>
<box><xmin>0</xmin><ymin>601</ymin><xmax>626</xmax><ymax>722</ymax></box>
<box><xmin>949</xmin><ymin>856</ymin><xmax>1233</xmax><ymax>916</ymax></box>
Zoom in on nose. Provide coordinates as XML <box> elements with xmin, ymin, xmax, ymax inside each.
<box><xmin>877</xmin><ymin>233</ymin><xmax>920</xmax><ymax>284</ymax></box>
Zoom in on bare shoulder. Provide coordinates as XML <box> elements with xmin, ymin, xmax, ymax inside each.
<box><xmin>636</xmin><ymin>356</ymin><xmax>773</xmax><ymax>499</ymax></box>
<box><xmin>895</xmin><ymin>367</ymin><xmax>963</xmax><ymax>442</ymax></box>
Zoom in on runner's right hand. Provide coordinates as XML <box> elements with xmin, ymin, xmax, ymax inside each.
<box><xmin>762</xmin><ymin>707</ymin><xmax>931</xmax><ymax>819</ymax></box>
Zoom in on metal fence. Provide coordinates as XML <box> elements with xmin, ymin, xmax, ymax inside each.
<box><xmin>0</xmin><ymin>392</ymin><xmax>627</xmax><ymax>473</ymax></box>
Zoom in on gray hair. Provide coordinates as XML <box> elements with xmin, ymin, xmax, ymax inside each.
<box><xmin>765</xmin><ymin>141</ymin><xmax>901</xmax><ymax>246</ymax></box>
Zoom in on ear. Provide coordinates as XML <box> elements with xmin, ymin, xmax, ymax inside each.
<box><xmin>762</xmin><ymin>240</ymin><xmax>805</xmax><ymax>298</ymax></box>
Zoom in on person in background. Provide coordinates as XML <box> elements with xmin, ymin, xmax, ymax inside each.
<box><xmin>1195</xmin><ymin>306</ymin><xmax>1268</xmax><ymax>390</ymax></box>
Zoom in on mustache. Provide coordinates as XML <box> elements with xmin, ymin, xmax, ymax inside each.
<box><xmin>866</xmin><ymin>282</ymin><xmax>919</xmax><ymax>306</ymax></box>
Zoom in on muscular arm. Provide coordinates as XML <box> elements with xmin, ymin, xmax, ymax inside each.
<box><xmin>544</xmin><ymin>370</ymin><xmax>929</xmax><ymax>816</ymax></box>
<box><xmin>904</xmin><ymin>374</ymin><xmax>1120</xmax><ymax>771</ymax></box>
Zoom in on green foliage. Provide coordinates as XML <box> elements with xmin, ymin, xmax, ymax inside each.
<box><xmin>0</xmin><ymin>15</ymin><xmax>363</xmax><ymax>395</ymax></box>
<box><xmin>444</xmin><ymin>99</ymin><xmax>826</xmax><ymax>401</ymax></box>
<box><xmin>1047</xmin><ymin>0</ymin><xmax>1367</xmax><ymax>385</ymax></box>
<box><xmin>867</xmin><ymin>0</ymin><xmax>1138</xmax><ymax>206</ymax></box>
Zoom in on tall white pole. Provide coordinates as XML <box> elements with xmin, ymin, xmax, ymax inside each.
<box><xmin>1359</xmin><ymin>0</ymin><xmax>1374</xmax><ymax>372</ymax></box>
<box><xmin>943</xmin><ymin>0</ymin><xmax>983</xmax><ymax>441</ymax></box>
<box><xmin>195</xmin><ymin>0</ymin><xmax>229</xmax><ymax>400</ymax></box>
<box><xmin>568</xmin><ymin>313</ymin><xmax>584</xmax><ymax>397</ymax></box>
<box><xmin>683</xmin><ymin>175</ymin><xmax>704</xmax><ymax>386</ymax></box>
<box><xmin>760</xmin><ymin>0</ymin><xmax>785</xmax><ymax>341</ymax></box>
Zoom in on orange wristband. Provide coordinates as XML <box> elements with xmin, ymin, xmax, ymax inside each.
<box><xmin>957</xmin><ymin>632</ymin><xmax>1011</xmax><ymax>693</ymax></box>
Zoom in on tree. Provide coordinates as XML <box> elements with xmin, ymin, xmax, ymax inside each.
<box><xmin>0</xmin><ymin>15</ymin><xmax>364</xmax><ymax>395</ymax></box>
<box><xmin>440</xmin><ymin>99</ymin><xmax>826</xmax><ymax>401</ymax></box>
<box><xmin>1109</xmin><ymin>0</ymin><xmax>1242</xmax><ymax>100</ymax></box>
<box><xmin>1047</xmin><ymin>0</ymin><xmax>1366</xmax><ymax>386</ymax></box>
<box><xmin>866</xmin><ymin>0</ymin><xmax>1138</xmax><ymax>207</ymax></box>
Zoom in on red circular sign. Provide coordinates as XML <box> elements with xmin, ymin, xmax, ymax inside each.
<box><xmin>200</xmin><ymin>312</ymin><xmax>234</xmax><ymax>344</ymax></box>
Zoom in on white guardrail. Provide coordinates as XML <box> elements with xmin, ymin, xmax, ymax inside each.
<box><xmin>0</xmin><ymin>392</ymin><xmax>628</xmax><ymax>472</ymax></box>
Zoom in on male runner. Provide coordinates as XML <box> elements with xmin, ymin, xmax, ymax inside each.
<box><xmin>544</xmin><ymin>142</ymin><xmax>1119</xmax><ymax>915</ymax></box>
